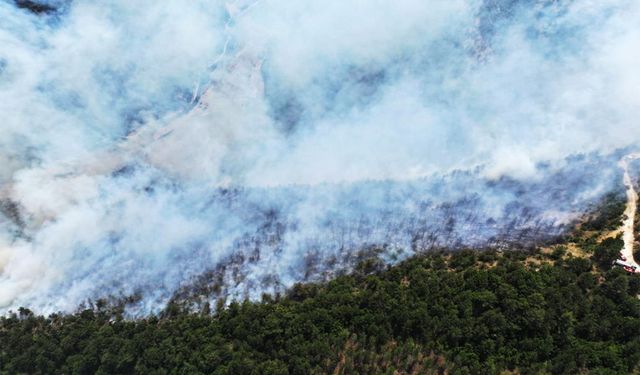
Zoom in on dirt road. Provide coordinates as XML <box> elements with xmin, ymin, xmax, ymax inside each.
<box><xmin>618</xmin><ymin>153</ymin><xmax>640</xmax><ymax>271</ymax></box>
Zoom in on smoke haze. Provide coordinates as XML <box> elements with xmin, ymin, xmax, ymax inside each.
<box><xmin>0</xmin><ymin>0</ymin><xmax>639</xmax><ymax>313</ymax></box>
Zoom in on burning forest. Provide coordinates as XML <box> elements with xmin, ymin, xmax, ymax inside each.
<box><xmin>0</xmin><ymin>0</ymin><xmax>639</xmax><ymax>317</ymax></box>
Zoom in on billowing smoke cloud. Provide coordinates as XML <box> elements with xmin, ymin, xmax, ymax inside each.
<box><xmin>0</xmin><ymin>0</ymin><xmax>638</xmax><ymax>314</ymax></box>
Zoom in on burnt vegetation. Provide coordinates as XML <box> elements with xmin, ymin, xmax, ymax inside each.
<box><xmin>14</xmin><ymin>0</ymin><xmax>59</xmax><ymax>15</ymax></box>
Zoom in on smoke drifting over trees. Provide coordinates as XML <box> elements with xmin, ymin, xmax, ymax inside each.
<box><xmin>0</xmin><ymin>0</ymin><xmax>639</xmax><ymax>313</ymax></box>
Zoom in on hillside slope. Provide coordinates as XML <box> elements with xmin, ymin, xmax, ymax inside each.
<box><xmin>1</xmin><ymin>227</ymin><xmax>639</xmax><ymax>374</ymax></box>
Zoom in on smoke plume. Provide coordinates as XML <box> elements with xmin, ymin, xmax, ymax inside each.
<box><xmin>0</xmin><ymin>0</ymin><xmax>639</xmax><ymax>314</ymax></box>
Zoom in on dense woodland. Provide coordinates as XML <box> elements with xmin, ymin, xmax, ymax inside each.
<box><xmin>1</xmin><ymin>197</ymin><xmax>640</xmax><ymax>374</ymax></box>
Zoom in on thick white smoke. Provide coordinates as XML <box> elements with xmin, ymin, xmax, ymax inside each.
<box><xmin>0</xmin><ymin>0</ymin><xmax>638</xmax><ymax>314</ymax></box>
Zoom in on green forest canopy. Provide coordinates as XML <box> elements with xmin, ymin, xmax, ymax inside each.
<box><xmin>1</xmin><ymin>239</ymin><xmax>640</xmax><ymax>374</ymax></box>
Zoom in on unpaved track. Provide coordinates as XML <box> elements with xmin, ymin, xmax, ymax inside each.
<box><xmin>618</xmin><ymin>153</ymin><xmax>640</xmax><ymax>271</ymax></box>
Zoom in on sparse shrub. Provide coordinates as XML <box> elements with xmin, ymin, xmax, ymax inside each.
<box><xmin>550</xmin><ymin>246</ymin><xmax>567</xmax><ymax>260</ymax></box>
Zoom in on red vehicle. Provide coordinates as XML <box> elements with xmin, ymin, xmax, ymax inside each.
<box><xmin>624</xmin><ymin>266</ymin><xmax>635</xmax><ymax>273</ymax></box>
